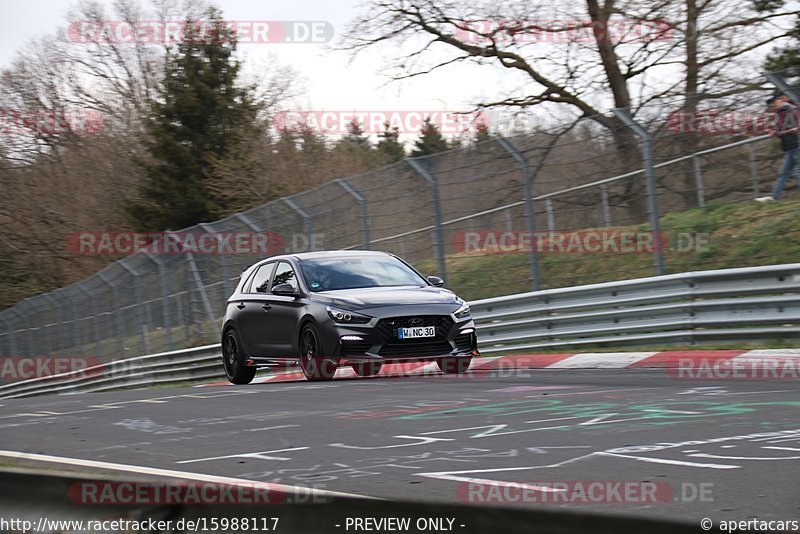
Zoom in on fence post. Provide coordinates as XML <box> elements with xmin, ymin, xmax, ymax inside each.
<box><xmin>185</xmin><ymin>251</ymin><xmax>217</xmax><ymax>336</ymax></box>
<box><xmin>600</xmin><ymin>184</ymin><xmax>611</xmax><ymax>226</ymax></box>
<box><xmin>26</xmin><ymin>297</ymin><xmax>52</xmax><ymax>356</ymax></box>
<box><xmin>70</xmin><ymin>292</ymin><xmax>82</xmax><ymax>355</ymax></box>
<box><xmin>77</xmin><ymin>282</ymin><xmax>101</xmax><ymax>357</ymax></box>
<box><xmin>335</xmin><ymin>178</ymin><xmax>371</xmax><ymax>250</ymax></box>
<box><xmin>496</xmin><ymin>136</ymin><xmax>541</xmax><ymax>291</ymax></box>
<box><xmin>612</xmin><ymin>108</ymin><xmax>666</xmax><ymax>276</ymax></box>
<box><xmin>41</xmin><ymin>294</ymin><xmax>62</xmax><ymax>356</ymax></box>
<box><xmin>196</xmin><ymin>222</ymin><xmax>232</xmax><ymax>299</ymax></box>
<box><xmin>283</xmin><ymin>197</ymin><xmax>315</xmax><ymax>252</ymax></box>
<box><xmin>142</xmin><ymin>252</ymin><xmax>173</xmax><ymax>352</ymax></box>
<box><xmin>765</xmin><ymin>71</ymin><xmax>800</xmax><ymax>109</ymax></box>
<box><xmin>693</xmin><ymin>157</ymin><xmax>706</xmax><ymax>207</ymax></box>
<box><xmin>0</xmin><ymin>313</ymin><xmax>16</xmax><ymax>356</ymax></box>
<box><xmin>119</xmin><ymin>262</ymin><xmax>148</xmax><ymax>356</ymax></box>
<box><xmin>747</xmin><ymin>143</ymin><xmax>761</xmax><ymax>196</ymax></box>
<box><xmin>97</xmin><ymin>273</ymin><xmax>125</xmax><ymax>356</ymax></box>
<box><xmin>545</xmin><ymin>199</ymin><xmax>555</xmax><ymax>232</ymax></box>
<box><xmin>407</xmin><ymin>158</ymin><xmax>447</xmax><ymax>281</ymax></box>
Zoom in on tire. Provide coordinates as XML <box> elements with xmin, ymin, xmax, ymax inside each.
<box><xmin>352</xmin><ymin>362</ymin><xmax>383</xmax><ymax>377</ymax></box>
<box><xmin>437</xmin><ymin>356</ymin><xmax>472</xmax><ymax>374</ymax></box>
<box><xmin>299</xmin><ymin>323</ymin><xmax>337</xmax><ymax>381</ymax></box>
<box><xmin>222</xmin><ymin>329</ymin><xmax>256</xmax><ymax>384</ymax></box>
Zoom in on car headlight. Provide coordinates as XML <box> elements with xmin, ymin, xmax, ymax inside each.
<box><xmin>326</xmin><ymin>306</ymin><xmax>371</xmax><ymax>324</ymax></box>
<box><xmin>454</xmin><ymin>302</ymin><xmax>471</xmax><ymax>320</ymax></box>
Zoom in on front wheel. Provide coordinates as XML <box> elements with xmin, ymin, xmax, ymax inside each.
<box><xmin>437</xmin><ymin>356</ymin><xmax>472</xmax><ymax>374</ymax></box>
<box><xmin>352</xmin><ymin>362</ymin><xmax>383</xmax><ymax>377</ymax></box>
<box><xmin>223</xmin><ymin>329</ymin><xmax>256</xmax><ymax>384</ymax></box>
<box><xmin>299</xmin><ymin>324</ymin><xmax>337</xmax><ymax>381</ymax></box>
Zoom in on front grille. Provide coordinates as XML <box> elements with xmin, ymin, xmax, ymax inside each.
<box><xmin>379</xmin><ymin>339</ymin><xmax>453</xmax><ymax>358</ymax></box>
<box><xmin>376</xmin><ymin>315</ymin><xmax>454</xmax><ymax>337</ymax></box>
<box><xmin>377</xmin><ymin>315</ymin><xmax>454</xmax><ymax>358</ymax></box>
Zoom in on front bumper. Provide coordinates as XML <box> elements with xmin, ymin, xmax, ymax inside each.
<box><xmin>325</xmin><ymin>314</ymin><xmax>479</xmax><ymax>365</ymax></box>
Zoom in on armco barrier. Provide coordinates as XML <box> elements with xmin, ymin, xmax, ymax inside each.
<box><xmin>1</xmin><ymin>263</ymin><xmax>798</xmax><ymax>399</ymax></box>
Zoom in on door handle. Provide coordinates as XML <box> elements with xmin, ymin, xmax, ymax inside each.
<box><xmin>237</xmin><ymin>303</ymin><xmax>245</xmax><ymax>310</ymax></box>
<box><xmin>262</xmin><ymin>304</ymin><xmax>272</xmax><ymax>311</ymax></box>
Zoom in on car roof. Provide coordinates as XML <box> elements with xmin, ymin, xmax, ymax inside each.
<box><xmin>286</xmin><ymin>250</ymin><xmax>393</xmax><ymax>261</ymax></box>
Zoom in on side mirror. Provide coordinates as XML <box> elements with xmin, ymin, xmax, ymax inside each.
<box><xmin>271</xmin><ymin>283</ymin><xmax>299</xmax><ymax>296</ymax></box>
<box><xmin>427</xmin><ymin>275</ymin><xmax>445</xmax><ymax>287</ymax></box>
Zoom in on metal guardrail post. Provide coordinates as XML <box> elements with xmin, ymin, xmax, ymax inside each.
<box><xmin>407</xmin><ymin>158</ymin><xmax>447</xmax><ymax>281</ymax></box>
<box><xmin>335</xmin><ymin>178</ymin><xmax>371</xmax><ymax>250</ymax></box>
<box><xmin>496</xmin><ymin>136</ymin><xmax>541</xmax><ymax>291</ymax></box>
<box><xmin>693</xmin><ymin>157</ymin><xmax>705</xmax><ymax>207</ymax></box>
<box><xmin>282</xmin><ymin>197</ymin><xmax>315</xmax><ymax>252</ymax></box>
<box><xmin>613</xmin><ymin>109</ymin><xmax>666</xmax><ymax>276</ymax></box>
<box><xmin>747</xmin><ymin>143</ymin><xmax>761</xmax><ymax>196</ymax></box>
<box><xmin>765</xmin><ymin>71</ymin><xmax>800</xmax><ymax>109</ymax></box>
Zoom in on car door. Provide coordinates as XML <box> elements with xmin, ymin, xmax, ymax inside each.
<box><xmin>235</xmin><ymin>261</ymin><xmax>276</xmax><ymax>357</ymax></box>
<box><xmin>263</xmin><ymin>261</ymin><xmax>305</xmax><ymax>357</ymax></box>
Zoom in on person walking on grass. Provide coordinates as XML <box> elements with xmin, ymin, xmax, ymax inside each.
<box><xmin>756</xmin><ymin>93</ymin><xmax>800</xmax><ymax>202</ymax></box>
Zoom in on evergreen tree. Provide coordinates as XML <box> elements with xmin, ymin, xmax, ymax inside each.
<box><xmin>344</xmin><ymin>118</ymin><xmax>369</xmax><ymax>146</ymax></box>
<box><xmin>376</xmin><ymin>121</ymin><xmax>405</xmax><ymax>163</ymax></box>
<box><xmin>758</xmin><ymin>1</ymin><xmax>800</xmax><ymax>83</ymax></box>
<box><xmin>127</xmin><ymin>8</ymin><xmax>255</xmax><ymax>231</ymax></box>
<box><xmin>410</xmin><ymin>117</ymin><xmax>449</xmax><ymax>157</ymax></box>
<box><xmin>474</xmin><ymin>121</ymin><xmax>492</xmax><ymax>143</ymax></box>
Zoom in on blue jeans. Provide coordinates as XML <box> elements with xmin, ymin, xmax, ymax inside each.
<box><xmin>772</xmin><ymin>147</ymin><xmax>800</xmax><ymax>199</ymax></box>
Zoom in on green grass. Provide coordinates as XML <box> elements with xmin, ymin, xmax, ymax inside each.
<box><xmin>415</xmin><ymin>199</ymin><xmax>800</xmax><ymax>301</ymax></box>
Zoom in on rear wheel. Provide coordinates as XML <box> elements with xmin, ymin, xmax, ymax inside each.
<box><xmin>299</xmin><ymin>324</ymin><xmax>337</xmax><ymax>381</ymax></box>
<box><xmin>437</xmin><ymin>356</ymin><xmax>472</xmax><ymax>374</ymax></box>
<box><xmin>223</xmin><ymin>329</ymin><xmax>256</xmax><ymax>384</ymax></box>
<box><xmin>352</xmin><ymin>362</ymin><xmax>383</xmax><ymax>377</ymax></box>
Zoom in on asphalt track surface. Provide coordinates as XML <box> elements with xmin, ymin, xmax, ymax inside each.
<box><xmin>1</xmin><ymin>364</ymin><xmax>799</xmax><ymax>528</ymax></box>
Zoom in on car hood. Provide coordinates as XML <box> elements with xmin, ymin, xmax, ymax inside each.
<box><xmin>310</xmin><ymin>286</ymin><xmax>462</xmax><ymax>311</ymax></box>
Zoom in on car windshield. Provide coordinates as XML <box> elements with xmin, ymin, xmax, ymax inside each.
<box><xmin>299</xmin><ymin>256</ymin><xmax>427</xmax><ymax>291</ymax></box>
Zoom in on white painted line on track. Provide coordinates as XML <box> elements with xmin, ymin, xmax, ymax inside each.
<box><xmin>0</xmin><ymin>450</ymin><xmax>378</xmax><ymax>500</ymax></box>
<box><xmin>598</xmin><ymin>452</ymin><xmax>739</xmax><ymax>469</ymax></box>
<box><xmin>177</xmin><ymin>447</ymin><xmax>309</xmax><ymax>464</ymax></box>
<box><xmin>548</xmin><ymin>352</ymin><xmax>658</xmax><ymax>369</ymax></box>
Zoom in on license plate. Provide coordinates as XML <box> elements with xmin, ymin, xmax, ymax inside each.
<box><xmin>397</xmin><ymin>326</ymin><xmax>435</xmax><ymax>339</ymax></box>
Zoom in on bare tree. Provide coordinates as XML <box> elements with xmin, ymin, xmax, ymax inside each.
<box><xmin>342</xmin><ymin>0</ymin><xmax>796</xmax><ymax>212</ymax></box>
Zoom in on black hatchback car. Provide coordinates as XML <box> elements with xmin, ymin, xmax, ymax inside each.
<box><xmin>221</xmin><ymin>251</ymin><xmax>478</xmax><ymax>382</ymax></box>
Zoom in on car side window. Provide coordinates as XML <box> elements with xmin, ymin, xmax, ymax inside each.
<box><xmin>271</xmin><ymin>262</ymin><xmax>299</xmax><ymax>292</ymax></box>
<box><xmin>247</xmin><ymin>263</ymin><xmax>275</xmax><ymax>293</ymax></box>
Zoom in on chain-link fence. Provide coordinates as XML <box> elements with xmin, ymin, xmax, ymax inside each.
<box><xmin>2</xmin><ymin>73</ymin><xmax>799</xmax><ymax>362</ymax></box>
